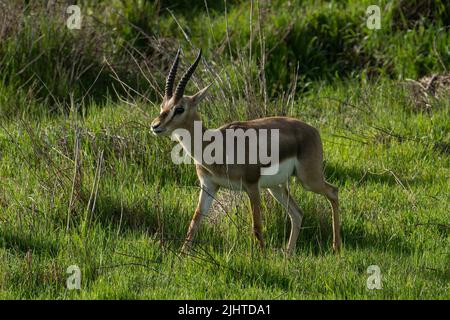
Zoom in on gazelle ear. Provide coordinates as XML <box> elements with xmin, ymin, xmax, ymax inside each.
<box><xmin>191</xmin><ymin>83</ymin><xmax>212</xmax><ymax>106</ymax></box>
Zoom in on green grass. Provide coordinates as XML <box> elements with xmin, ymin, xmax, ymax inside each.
<box><xmin>0</xmin><ymin>0</ymin><xmax>449</xmax><ymax>299</ymax></box>
<box><xmin>0</xmin><ymin>79</ymin><xmax>448</xmax><ymax>299</ymax></box>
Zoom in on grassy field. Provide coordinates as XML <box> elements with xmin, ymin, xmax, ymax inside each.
<box><xmin>0</xmin><ymin>0</ymin><xmax>449</xmax><ymax>299</ymax></box>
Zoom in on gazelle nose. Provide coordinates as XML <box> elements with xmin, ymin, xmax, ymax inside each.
<box><xmin>151</xmin><ymin>122</ymin><xmax>165</xmax><ymax>134</ymax></box>
<box><xmin>151</xmin><ymin>123</ymin><xmax>160</xmax><ymax>130</ymax></box>
<box><xmin>151</xmin><ymin>120</ymin><xmax>162</xmax><ymax>129</ymax></box>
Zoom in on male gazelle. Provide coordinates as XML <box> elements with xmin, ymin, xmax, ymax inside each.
<box><xmin>151</xmin><ymin>49</ymin><xmax>341</xmax><ymax>255</ymax></box>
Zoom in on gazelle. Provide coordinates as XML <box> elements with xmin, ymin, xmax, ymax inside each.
<box><xmin>151</xmin><ymin>49</ymin><xmax>341</xmax><ymax>255</ymax></box>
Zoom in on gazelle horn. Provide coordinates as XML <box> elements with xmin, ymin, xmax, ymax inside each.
<box><xmin>164</xmin><ymin>48</ymin><xmax>181</xmax><ymax>99</ymax></box>
<box><xmin>174</xmin><ymin>49</ymin><xmax>202</xmax><ymax>100</ymax></box>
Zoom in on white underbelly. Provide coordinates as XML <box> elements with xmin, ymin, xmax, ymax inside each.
<box><xmin>206</xmin><ymin>158</ymin><xmax>297</xmax><ymax>190</ymax></box>
<box><xmin>258</xmin><ymin>157</ymin><xmax>297</xmax><ymax>188</ymax></box>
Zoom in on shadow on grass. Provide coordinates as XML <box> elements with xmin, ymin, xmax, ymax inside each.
<box><xmin>91</xmin><ymin>190</ymin><xmax>414</xmax><ymax>260</ymax></box>
<box><xmin>224</xmin><ymin>259</ymin><xmax>292</xmax><ymax>292</ymax></box>
<box><xmin>89</xmin><ymin>160</ymin><xmax>419</xmax><ymax>259</ymax></box>
<box><xmin>265</xmin><ymin>200</ymin><xmax>413</xmax><ymax>257</ymax></box>
<box><xmin>91</xmin><ymin>192</ymin><xmax>230</xmax><ymax>252</ymax></box>
<box><xmin>324</xmin><ymin>163</ymin><xmax>432</xmax><ymax>187</ymax></box>
<box><xmin>339</xmin><ymin>222</ymin><xmax>413</xmax><ymax>255</ymax></box>
<box><xmin>92</xmin><ymin>194</ymin><xmax>161</xmax><ymax>235</ymax></box>
<box><xmin>420</xmin><ymin>266</ymin><xmax>450</xmax><ymax>285</ymax></box>
<box><xmin>0</xmin><ymin>229</ymin><xmax>60</xmax><ymax>257</ymax></box>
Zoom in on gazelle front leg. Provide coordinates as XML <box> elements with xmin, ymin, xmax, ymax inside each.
<box><xmin>245</xmin><ymin>184</ymin><xmax>265</xmax><ymax>250</ymax></box>
<box><xmin>181</xmin><ymin>182</ymin><xmax>218</xmax><ymax>254</ymax></box>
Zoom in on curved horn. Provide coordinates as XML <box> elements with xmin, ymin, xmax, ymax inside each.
<box><xmin>164</xmin><ymin>48</ymin><xmax>181</xmax><ymax>99</ymax></box>
<box><xmin>174</xmin><ymin>49</ymin><xmax>202</xmax><ymax>100</ymax></box>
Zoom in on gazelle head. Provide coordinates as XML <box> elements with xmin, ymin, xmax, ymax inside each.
<box><xmin>151</xmin><ymin>49</ymin><xmax>210</xmax><ymax>136</ymax></box>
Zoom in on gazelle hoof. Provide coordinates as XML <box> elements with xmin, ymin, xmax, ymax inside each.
<box><xmin>180</xmin><ymin>242</ymin><xmax>192</xmax><ymax>256</ymax></box>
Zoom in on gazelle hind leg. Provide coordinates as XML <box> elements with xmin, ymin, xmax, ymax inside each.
<box><xmin>296</xmin><ymin>160</ymin><xmax>341</xmax><ymax>253</ymax></box>
<box><xmin>323</xmin><ymin>182</ymin><xmax>341</xmax><ymax>253</ymax></box>
<box><xmin>268</xmin><ymin>186</ymin><xmax>303</xmax><ymax>255</ymax></box>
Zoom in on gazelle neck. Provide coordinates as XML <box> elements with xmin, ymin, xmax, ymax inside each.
<box><xmin>174</xmin><ymin>113</ymin><xmax>209</xmax><ymax>165</ymax></box>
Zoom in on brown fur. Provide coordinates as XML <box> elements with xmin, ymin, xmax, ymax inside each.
<box><xmin>151</xmin><ymin>56</ymin><xmax>341</xmax><ymax>255</ymax></box>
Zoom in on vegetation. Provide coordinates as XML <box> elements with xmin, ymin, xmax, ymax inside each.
<box><xmin>0</xmin><ymin>0</ymin><xmax>448</xmax><ymax>299</ymax></box>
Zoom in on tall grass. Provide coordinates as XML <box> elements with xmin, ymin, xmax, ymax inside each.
<box><xmin>1</xmin><ymin>0</ymin><xmax>448</xmax><ymax>116</ymax></box>
<box><xmin>0</xmin><ymin>0</ymin><xmax>448</xmax><ymax>299</ymax></box>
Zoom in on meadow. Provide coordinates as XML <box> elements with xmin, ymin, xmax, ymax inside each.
<box><xmin>0</xmin><ymin>0</ymin><xmax>448</xmax><ymax>299</ymax></box>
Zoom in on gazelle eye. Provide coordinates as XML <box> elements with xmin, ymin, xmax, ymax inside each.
<box><xmin>174</xmin><ymin>106</ymin><xmax>185</xmax><ymax>115</ymax></box>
